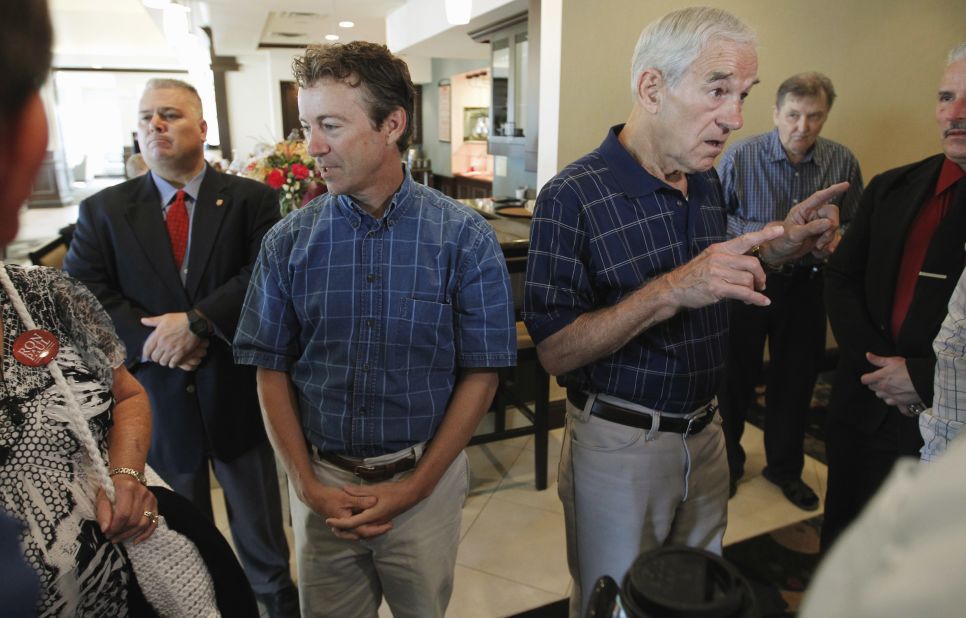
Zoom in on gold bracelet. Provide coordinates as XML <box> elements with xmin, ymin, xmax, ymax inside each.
<box><xmin>109</xmin><ymin>467</ymin><xmax>147</xmax><ymax>486</ymax></box>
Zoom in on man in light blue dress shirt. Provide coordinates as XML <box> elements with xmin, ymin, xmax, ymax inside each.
<box><xmin>717</xmin><ymin>72</ymin><xmax>864</xmax><ymax>508</ymax></box>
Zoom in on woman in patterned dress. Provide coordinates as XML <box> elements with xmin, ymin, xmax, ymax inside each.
<box><xmin>0</xmin><ymin>264</ymin><xmax>159</xmax><ymax>615</ymax></box>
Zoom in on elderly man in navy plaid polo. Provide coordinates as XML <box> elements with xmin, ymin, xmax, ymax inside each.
<box><xmin>524</xmin><ymin>8</ymin><xmax>848</xmax><ymax>617</ymax></box>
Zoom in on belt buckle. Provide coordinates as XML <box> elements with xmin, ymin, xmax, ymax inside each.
<box><xmin>685</xmin><ymin>416</ymin><xmax>697</xmax><ymax>436</ymax></box>
<box><xmin>352</xmin><ymin>463</ymin><xmax>381</xmax><ymax>480</ymax></box>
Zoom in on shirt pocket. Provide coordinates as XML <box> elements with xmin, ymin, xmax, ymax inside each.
<box><xmin>387</xmin><ymin>296</ymin><xmax>456</xmax><ymax>372</ymax></box>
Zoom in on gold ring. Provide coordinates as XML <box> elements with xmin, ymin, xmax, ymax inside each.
<box><xmin>143</xmin><ymin>510</ymin><xmax>159</xmax><ymax>524</ymax></box>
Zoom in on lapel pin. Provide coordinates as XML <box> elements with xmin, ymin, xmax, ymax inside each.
<box><xmin>215</xmin><ymin>198</ymin><xmax>225</xmax><ymax>207</ymax></box>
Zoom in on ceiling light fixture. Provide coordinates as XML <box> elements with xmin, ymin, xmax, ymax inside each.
<box><xmin>445</xmin><ymin>0</ymin><xmax>472</xmax><ymax>25</ymax></box>
<box><xmin>338</xmin><ymin>21</ymin><xmax>354</xmax><ymax>28</ymax></box>
<box><xmin>325</xmin><ymin>34</ymin><xmax>339</xmax><ymax>41</ymax></box>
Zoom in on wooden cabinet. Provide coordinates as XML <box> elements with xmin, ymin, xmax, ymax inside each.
<box><xmin>433</xmin><ymin>174</ymin><xmax>492</xmax><ymax>200</ymax></box>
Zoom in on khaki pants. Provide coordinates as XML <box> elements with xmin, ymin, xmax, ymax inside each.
<box><xmin>559</xmin><ymin>401</ymin><xmax>729</xmax><ymax>617</ymax></box>
<box><xmin>289</xmin><ymin>449</ymin><xmax>469</xmax><ymax>618</ymax></box>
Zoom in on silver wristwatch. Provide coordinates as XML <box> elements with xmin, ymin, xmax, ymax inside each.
<box><xmin>907</xmin><ymin>402</ymin><xmax>927</xmax><ymax>415</ymax></box>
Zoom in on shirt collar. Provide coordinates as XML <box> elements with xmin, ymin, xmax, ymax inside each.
<box><xmin>936</xmin><ymin>157</ymin><xmax>966</xmax><ymax>197</ymax></box>
<box><xmin>334</xmin><ymin>164</ymin><xmax>414</xmax><ymax>227</ymax></box>
<box><xmin>766</xmin><ymin>128</ymin><xmax>824</xmax><ymax>167</ymax></box>
<box><xmin>598</xmin><ymin>124</ymin><xmax>673</xmax><ymax>198</ymax></box>
<box><xmin>151</xmin><ymin>166</ymin><xmax>207</xmax><ymax>207</ymax></box>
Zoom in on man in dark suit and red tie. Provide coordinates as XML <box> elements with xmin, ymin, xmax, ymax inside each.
<box><xmin>63</xmin><ymin>78</ymin><xmax>299</xmax><ymax>617</ymax></box>
<box><xmin>822</xmin><ymin>43</ymin><xmax>966</xmax><ymax>551</ymax></box>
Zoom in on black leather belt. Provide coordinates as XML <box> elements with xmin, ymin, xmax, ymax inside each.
<box><xmin>567</xmin><ymin>391</ymin><xmax>716</xmax><ymax>436</ymax></box>
<box><xmin>313</xmin><ymin>447</ymin><xmax>417</xmax><ymax>482</ymax></box>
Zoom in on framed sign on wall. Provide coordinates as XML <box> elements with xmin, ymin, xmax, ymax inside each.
<box><xmin>438</xmin><ymin>80</ymin><xmax>451</xmax><ymax>143</ymax></box>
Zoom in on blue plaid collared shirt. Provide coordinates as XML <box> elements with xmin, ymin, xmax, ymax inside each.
<box><xmin>234</xmin><ymin>172</ymin><xmax>516</xmax><ymax>456</ymax></box>
<box><xmin>719</xmin><ymin>129</ymin><xmax>864</xmax><ymax>250</ymax></box>
<box><xmin>523</xmin><ymin>125</ymin><xmax>728</xmax><ymax>414</ymax></box>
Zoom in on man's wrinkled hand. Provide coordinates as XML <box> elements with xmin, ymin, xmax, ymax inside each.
<box><xmin>765</xmin><ymin>182</ymin><xmax>848</xmax><ymax>262</ymax></box>
<box><xmin>860</xmin><ymin>352</ymin><xmax>919</xmax><ymax>407</ymax></box>
<box><xmin>665</xmin><ymin>225</ymin><xmax>784</xmax><ymax>310</ymax></box>
<box><xmin>177</xmin><ymin>338</ymin><xmax>209</xmax><ymax>371</ymax></box>
<box><xmin>141</xmin><ymin>312</ymin><xmax>201</xmax><ymax>368</ymax></box>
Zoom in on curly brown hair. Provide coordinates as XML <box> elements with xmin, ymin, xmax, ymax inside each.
<box><xmin>292</xmin><ymin>42</ymin><xmax>415</xmax><ymax>153</ymax></box>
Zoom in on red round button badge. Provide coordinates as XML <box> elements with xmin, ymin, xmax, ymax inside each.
<box><xmin>12</xmin><ymin>329</ymin><xmax>60</xmax><ymax>366</ymax></box>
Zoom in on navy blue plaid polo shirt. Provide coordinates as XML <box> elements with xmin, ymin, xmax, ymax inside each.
<box><xmin>524</xmin><ymin>125</ymin><xmax>728</xmax><ymax>414</ymax></box>
<box><xmin>234</xmin><ymin>172</ymin><xmax>516</xmax><ymax>456</ymax></box>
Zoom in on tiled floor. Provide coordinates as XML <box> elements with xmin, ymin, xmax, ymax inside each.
<box><xmin>13</xmin><ymin>198</ymin><xmax>827</xmax><ymax>618</ymax></box>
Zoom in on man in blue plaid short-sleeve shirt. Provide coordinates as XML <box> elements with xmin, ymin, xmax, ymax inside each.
<box><xmin>523</xmin><ymin>8</ymin><xmax>850</xmax><ymax>617</ymax></box>
<box><xmin>234</xmin><ymin>42</ymin><xmax>515</xmax><ymax>618</ymax></box>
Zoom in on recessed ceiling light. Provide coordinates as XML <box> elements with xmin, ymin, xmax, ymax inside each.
<box><xmin>338</xmin><ymin>21</ymin><xmax>354</xmax><ymax>28</ymax></box>
<box><xmin>325</xmin><ymin>34</ymin><xmax>339</xmax><ymax>41</ymax></box>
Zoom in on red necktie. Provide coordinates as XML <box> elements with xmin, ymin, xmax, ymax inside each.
<box><xmin>166</xmin><ymin>189</ymin><xmax>189</xmax><ymax>268</ymax></box>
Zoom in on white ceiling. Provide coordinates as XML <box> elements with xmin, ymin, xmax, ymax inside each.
<box><xmin>48</xmin><ymin>0</ymin><xmax>516</xmax><ymax>67</ymax></box>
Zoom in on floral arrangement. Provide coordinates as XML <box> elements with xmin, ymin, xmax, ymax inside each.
<box><xmin>239</xmin><ymin>135</ymin><xmax>325</xmax><ymax>215</ymax></box>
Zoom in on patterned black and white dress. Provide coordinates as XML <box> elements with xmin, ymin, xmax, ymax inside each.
<box><xmin>0</xmin><ymin>264</ymin><xmax>133</xmax><ymax>616</ymax></box>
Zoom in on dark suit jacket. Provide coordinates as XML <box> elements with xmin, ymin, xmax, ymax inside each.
<box><xmin>63</xmin><ymin>166</ymin><xmax>281</xmax><ymax>472</ymax></box>
<box><xmin>825</xmin><ymin>153</ymin><xmax>966</xmax><ymax>435</ymax></box>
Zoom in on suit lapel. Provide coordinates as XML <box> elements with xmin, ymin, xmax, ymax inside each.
<box><xmin>185</xmin><ymin>166</ymin><xmax>228</xmax><ymax>300</ymax></box>
<box><xmin>124</xmin><ymin>175</ymin><xmax>190</xmax><ymax>302</ymax></box>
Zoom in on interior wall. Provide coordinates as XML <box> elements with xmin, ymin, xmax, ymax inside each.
<box><xmin>556</xmin><ymin>0</ymin><xmax>966</xmax><ymax>181</ymax></box>
<box><xmin>226</xmin><ymin>53</ymin><xmax>274</xmax><ymax>162</ymax></box>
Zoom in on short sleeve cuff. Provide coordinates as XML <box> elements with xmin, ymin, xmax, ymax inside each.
<box><xmin>233</xmin><ymin>349</ymin><xmax>293</xmax><ymax>372</ymax></box>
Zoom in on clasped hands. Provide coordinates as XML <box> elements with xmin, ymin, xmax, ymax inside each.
<box><xmin>304</xmin><ymin>477</ymin><xmax>425</xmax><ymax>541</ymax></box>
<box><xmin>666</xmin><ymin>181</ymin><xmax>849</xmax><ymax>309</ymax></box>
<box><xmin>860</xmin><ymin>352</ymin><xmax>921</xmax><ymax>416</ymax></box>
<box><xmin>141</xmin><ymin>312</ymin><xmax>208</xmax><ymax>370</ymax></box>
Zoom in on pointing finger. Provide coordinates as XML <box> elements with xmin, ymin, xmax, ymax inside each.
<box><xmin>798</xmin><ymin>182</ymin><xmax>849</xmax><ymax>214</ymax></box>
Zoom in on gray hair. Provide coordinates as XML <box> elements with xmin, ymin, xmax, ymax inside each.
<box><xmin>143</xmin><ymin>78</ymin><xmax>203</xmax><ymax>116</ymax></box>
<box><xmin>629</xmin><ymin>6</ymin><xmax>757</xmax><ymax>97</ymax></box>
<box><xmin>949</xmin><ymin>42</ymin><xmax>966</xmax><ymax>66</ymax></box>
<box><xmin>776</xmin><ymin>72</ymin><xmax>836</xmax><ymax>109</ymax></box>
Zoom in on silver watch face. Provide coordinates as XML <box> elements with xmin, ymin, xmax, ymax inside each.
<box><xmin>908</xmin><ymin>402</ymin><xmax>926</xmax><ymax>415</ymax></box>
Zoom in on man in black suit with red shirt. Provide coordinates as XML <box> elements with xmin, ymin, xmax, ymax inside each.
<box><xmin>823</xmin><ymin>44</ymin><xmax>966</xmax><ymax>550</ymax></box>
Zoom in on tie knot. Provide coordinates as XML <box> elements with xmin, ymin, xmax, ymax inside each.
<box><xmin>172</xmin><ymin>189</ymin><xmax>187</xmax><ymax>205</ymax></box>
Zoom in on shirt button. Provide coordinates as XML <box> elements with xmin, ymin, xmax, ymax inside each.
<box><xmin>362</xmin><ymin>363</ymin><xmax>370</xmax><ymax>372</ymax></box>
<box><xmin>366</xmin><ymin>318</ymin><xmax>374</xmax><ymax>327</ymax></box>
<box><xmin>359</xmin><ymin>407</ymin><xmax>366</xmax><ymax>415</ymax></box>
<box><xmin>186</xmin><ymin>384</ymin><xmax>196</xmax><ymax>394</ymax></box>
<box><xmin>367</xmin><ymin>274</ymin><xmax>377</xmax><ymax>283</ymax></box>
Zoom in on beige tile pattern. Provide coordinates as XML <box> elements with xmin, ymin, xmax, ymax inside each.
<box><xmin>209</xmin><ymin>414</ymin><xmax>827</xmax><ymax>617</ymax></box>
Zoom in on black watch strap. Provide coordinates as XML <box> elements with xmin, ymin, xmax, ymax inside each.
<box><xmin>187</xmin><ymin>309</ymin><xmax>211</xmax><ymax>338</ymax></box>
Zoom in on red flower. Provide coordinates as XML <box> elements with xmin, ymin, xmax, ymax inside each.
<box><xmin>266</xmin><ymin>168</ymin><xmax>286</xmax><ymax>188</ymax></box>
<box><xmin>291</xmin><ymin>163</ymin><xmax>310</xmax><ymax>180</ymax></box>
